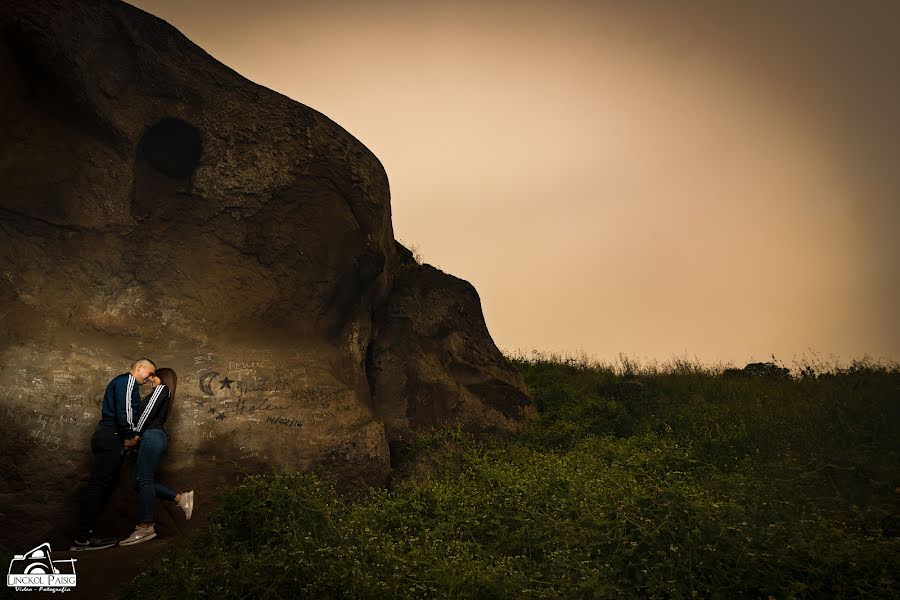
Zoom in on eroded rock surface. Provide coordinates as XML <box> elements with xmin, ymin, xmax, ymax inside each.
<box><xmin>370</xmin><ymin>244</ymin><xmax>532</xmax><ymax>451</ymax></box>
<box><xmin>0</xmin><ymin>0</ymin><xmax>530</xmax><ymax>550</ymax></box>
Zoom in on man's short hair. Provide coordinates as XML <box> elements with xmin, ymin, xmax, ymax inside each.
<box><xmin>130</xmin><ymin>358</ymin><xmax>157</xmax><ymax>371</ymax></box>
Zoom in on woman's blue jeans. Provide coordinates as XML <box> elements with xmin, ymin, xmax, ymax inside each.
<box><xmin>133</xmin><ymin>428</ymin><xmax>177</xmax><ymax>523</ymax></box>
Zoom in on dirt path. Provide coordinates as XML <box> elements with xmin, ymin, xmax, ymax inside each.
<box><xmin>47</xmin><ymin>539</ymin><xmax>172</xmax><ymax>600</ymax></box>
<box><xmin>18</xmin><ymin>501</ymin><xmax>200</xmax><ymax>600</ymax></box>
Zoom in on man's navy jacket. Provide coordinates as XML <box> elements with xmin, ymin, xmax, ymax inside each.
<box><xmin>98</xmin><ymin>373</ymin><xmax>142</xmax><ymax>439</ymax></box>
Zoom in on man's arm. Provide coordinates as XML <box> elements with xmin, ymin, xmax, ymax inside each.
<box><xmin>115</xmin><ymin>374</ymin><xmax>138</xmax><ymax>439</ymax></box>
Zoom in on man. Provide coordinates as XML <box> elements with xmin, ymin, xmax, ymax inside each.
<box><xmin>70</xmin><ymin>358</ymin><xmax>156</xmax><ymax>551</ymax></box>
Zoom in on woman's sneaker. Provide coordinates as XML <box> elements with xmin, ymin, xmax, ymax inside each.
<box><xmin>178</xmin><ymin>490</ymin><xmax>194</xmax><ymax>520</ymax></box>
<box><xmin>119</xmin><ymin>525</ymin><xmax>156</xmax><ymax>546</ymax></box>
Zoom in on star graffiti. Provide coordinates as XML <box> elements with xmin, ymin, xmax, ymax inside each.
<box><xmin>219</xmin><ymin>376</ymin><xmax>234</xmax><ymax>390</ymax></box>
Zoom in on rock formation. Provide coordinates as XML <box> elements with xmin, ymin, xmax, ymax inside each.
<box><xmin>0</xmin><ymin>0</ymin><xmax>530</xmax><ymax>549</ymax></box>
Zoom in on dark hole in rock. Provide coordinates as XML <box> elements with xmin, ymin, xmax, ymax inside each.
<box><xmin>138</xmin><ymin>118</ymin><xmax>202</xmax><ymax>178</ymax></box>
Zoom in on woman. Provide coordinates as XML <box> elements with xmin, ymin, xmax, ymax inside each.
<box><xmin>120</xmin><ymin>367</ymin><xmax>195</xmax><ymax>546</ymax></box>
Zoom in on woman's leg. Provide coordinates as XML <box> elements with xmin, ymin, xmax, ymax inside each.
<box><xmin>154</xmin><ymin>482</ymin><xmax>177</xmax><ymax>502</ymax></box>
<box><xmin>133</xmin><ymin>429</ymin><xmax>166</xmax><ymax>524</ymax></box>
<box><xmin>147</xmin><ymin>430</ymin><xmax>177</xmax><ymax>502</ymax></box>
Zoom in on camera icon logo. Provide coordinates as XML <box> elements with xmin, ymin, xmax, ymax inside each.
<box><xmin>7</xmin><ymin>542</ymin><xmax>77</xmax><ymax>591</ymax></box>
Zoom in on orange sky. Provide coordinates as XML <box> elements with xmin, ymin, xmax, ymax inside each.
<box><xmin>129</xmin><ymin>0</ymin><xmax>900</xmax><ymax>367</ymax></box>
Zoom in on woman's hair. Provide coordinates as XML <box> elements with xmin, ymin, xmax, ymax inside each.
<box><xmin>156</xmin><ymin>367</ymin><xmax>177</xmax><ymax>401</ymax></box>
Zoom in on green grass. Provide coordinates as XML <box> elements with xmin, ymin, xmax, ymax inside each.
<box><xmin>125</xmin><ymin>353</ymin><xmax>900</xmax><ymax>598</ymax></box>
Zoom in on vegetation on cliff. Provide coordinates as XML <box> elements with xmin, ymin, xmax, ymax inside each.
<box><xmin>127</xmin><ymin>353</ymin><xmax>899</xmax><ymax>598</ymax></box>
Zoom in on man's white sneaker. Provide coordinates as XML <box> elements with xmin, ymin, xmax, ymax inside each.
<box><xmin>120</xmin><ymin>525</ymin><xmax>156</xmax><ymax>546</ymax></box>
<box><xmin>179</xmin><ymin>490</ymin><xmax>194</xmax><ymax>520</ymax></box>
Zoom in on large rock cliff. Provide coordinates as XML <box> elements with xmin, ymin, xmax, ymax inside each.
<box><xmin>0</xmin><ymin>0</ymin><xmax>530</xmax><ymax>549</ymax></box>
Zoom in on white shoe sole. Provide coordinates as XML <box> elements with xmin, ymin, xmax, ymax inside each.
<box><xmin>119</xmin><ymin>531</ymin><xmax>157</xmax><ymax>546</ymax></box>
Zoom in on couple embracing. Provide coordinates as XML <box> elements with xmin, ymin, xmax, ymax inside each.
<box><xmin>71</xmin><ymin>358</ymin><xmax>194</xmax><ymax>551</ymax></box>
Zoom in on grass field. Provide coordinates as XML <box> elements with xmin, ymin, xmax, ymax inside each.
<box><xmin>126</xmin><ymin>353</ymin><xmax>900</xmax><ymax>598</ymax></box>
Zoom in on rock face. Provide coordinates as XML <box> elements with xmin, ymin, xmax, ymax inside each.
<box><xmin>0</xmin><ymin>0</ymin><xmax>530</xmax><ymax>549</ymax></box>
<box><xmin>370</xmin><ymin>244</ymin><xmax>533</xmax><ymax>454</ymax></box>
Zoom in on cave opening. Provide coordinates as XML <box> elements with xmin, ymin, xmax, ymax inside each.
<box><xmin>138</xmin><ymin>117</ymin><xmax>202</xmax><ymax>179</ymax></box>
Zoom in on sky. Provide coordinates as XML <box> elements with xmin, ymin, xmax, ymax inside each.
<box><xmin>129</xmin><ymin>0</ymin><xmax>900</xmax><ymax>367</ymax></box>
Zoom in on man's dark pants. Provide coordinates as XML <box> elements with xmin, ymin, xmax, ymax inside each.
<box><xmin>77</xmin><ymin>425</ymin><xmax>123</xmax><ymax>537</ymax></box>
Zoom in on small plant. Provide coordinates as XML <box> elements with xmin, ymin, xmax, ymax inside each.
<box><xmin>396</xmin><ymin>238</ymin><xmax>425</xmax><ymax>265</ymax></box>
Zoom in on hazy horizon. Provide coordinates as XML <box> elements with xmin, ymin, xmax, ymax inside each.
<box><xmin>129</xmin><ymin>0</ymin><xmax>900</xmax><ymax>366</ymax></box>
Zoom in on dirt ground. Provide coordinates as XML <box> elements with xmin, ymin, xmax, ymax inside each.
<box><xmin>48</xmin><ymin>539</ymin><xmax>172</xmax><ymax>600</ymax></box>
